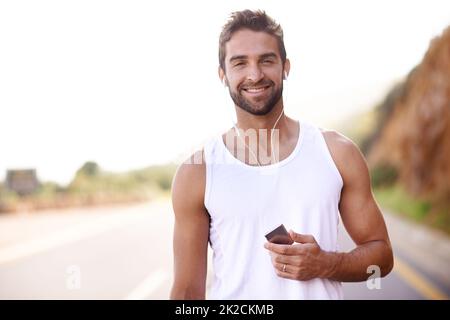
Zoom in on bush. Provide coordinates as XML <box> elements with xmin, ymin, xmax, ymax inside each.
<box><xmin>370</xmin><ymin>163</ymin><xmax>398</xmax><ymax>188</ymax></box>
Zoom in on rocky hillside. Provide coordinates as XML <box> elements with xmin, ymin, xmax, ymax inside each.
<box><xmin>366</xmin><ymin>26</ymin><xmax>450</xmax><ymax>204</ymax></box>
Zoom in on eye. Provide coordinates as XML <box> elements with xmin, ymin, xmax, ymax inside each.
<box><xmin>262</xmin><ymin>59</ymin><xmax>274</xmax><ymax>64</ymax></box>
<box><xmin>233</xmin><ymin>61</ymin><xmax>245</xmax><ymax>67</ymax></box>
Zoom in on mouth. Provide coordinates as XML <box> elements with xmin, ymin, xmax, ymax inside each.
<box><xmin>242</xmin><ymin>85</ymin><xmax>271</xmax><ymax>95</ymax></box>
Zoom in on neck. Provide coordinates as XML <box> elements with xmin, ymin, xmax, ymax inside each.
<box><xmin>225</xmin><ymin>101</ymin><xmax>298</xmax><ymax>166</ymax></box>
<box><xmin>234</xmin><ymin>101</ymin><xmax>287</xmax><ymax>136</ymax></box>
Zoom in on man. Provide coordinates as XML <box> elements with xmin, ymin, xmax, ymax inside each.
<box><xmin>170</xmin><ymin>10</ymin><xmax>393</xmax><ymax>299</ymax></box>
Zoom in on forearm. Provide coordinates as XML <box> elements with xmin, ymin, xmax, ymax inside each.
<box><xmin>170</xmin><ymin>284</ymin><xmax>206</xmax><ymax>300</ymax></box>
<box><xmin>323</xmin><ymin>240</ymin><xmax>394</xmax><ymax>282</ymax></box>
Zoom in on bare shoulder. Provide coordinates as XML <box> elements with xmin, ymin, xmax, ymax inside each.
<box><xmin>320</xmin><ymin>128</ymin><xmax>357</xmax><ymax>152</ymax></box>
<box><xmin>173</xmin><ymin>149</ymin><xmax>206</xmax><ymax>183</ymax></box>
<box><xmin>320</xmin><ymin>129</ymin><xmax>369</xmax><ymax>184</ymax></box>
<box><xmin>171</xmin><ymin>149</ymin><xmax>207</xmax><ymax>217</ymax></box>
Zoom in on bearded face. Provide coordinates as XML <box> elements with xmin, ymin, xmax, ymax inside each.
<box><xmin>221</xmin><ymin>29</ymin><xmax>288</xmax><ymax>116</ymax></box>
<box><xmin>228</xmin><ymin>77</ymin><xmax>283</xmax><ymax>116</ymax></box>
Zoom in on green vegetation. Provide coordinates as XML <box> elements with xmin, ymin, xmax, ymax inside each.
<box><xmin>370</xmin><ymin>163</ymin><xmax>398</xmax><ymax>188</ymax></box>
<box><xmin>0</xmin><ymin>161</ymin><xmax>177</xmax><ymax>213</ymax></box>
<box><xmin>374</xmin><ymin>185</ymin><xmax>450</xmax><ymax>235</ymax></box>
<box><xmin>0</xmin><ymin>182</ymin><xmax>20</xmax><ymax>212</ymax></box>
<box><xmin>374</xmin><ymin>185</ymin><xmax>431</xmax><ymax>221</ymax></box>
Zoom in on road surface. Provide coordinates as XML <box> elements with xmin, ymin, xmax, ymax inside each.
<box><xmin>0</xmin><ymin>198</ymin><xmax>448</xmax><ymax>299</ymax></box>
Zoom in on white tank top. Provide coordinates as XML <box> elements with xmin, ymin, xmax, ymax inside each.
<box><xmin>203</xmin><ymin>121</ymin><xmax>344</xmax><ymax>299</ymax></box>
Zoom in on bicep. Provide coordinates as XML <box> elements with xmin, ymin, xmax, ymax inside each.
<box><xmin>170</xmin><ymin>155</ymin><xmax>210</xmax><ymax>298</ymax></box>
<box><xmin>325</xmin><ymin>132</ymin><xmax>390</xmax><ymax>246</ymax></box>
<box><xmin>339</xmin><ymin>154</ymin><xmax>388</xmax><ymax>246</ymax></box>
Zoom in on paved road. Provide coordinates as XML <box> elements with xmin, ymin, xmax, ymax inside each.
<box><xmin>0</xmin><ymin>198</ymin><xmax>448</xmax><ymax>299</ymax></box>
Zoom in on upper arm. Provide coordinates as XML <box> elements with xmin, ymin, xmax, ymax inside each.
<box><xmin>170</xmin><ymin>150</ymin><xmax>210</xmax><ymax>299</ymax></box>
<box><xmin>322</xmin><ymin>130</ymin><xmax>391</xmax><ymax>247</ymax></box>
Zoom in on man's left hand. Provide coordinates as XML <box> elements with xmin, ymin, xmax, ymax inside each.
<box><xmin>264</xmin><ymin>230</ymin><xmax>336</xmax><ymax>281</ymax></box>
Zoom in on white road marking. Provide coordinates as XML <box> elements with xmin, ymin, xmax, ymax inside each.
<box><xmin>125</xmin><ymin>269</ymin><xmax>168</xmax><ymax>300</ymax></box>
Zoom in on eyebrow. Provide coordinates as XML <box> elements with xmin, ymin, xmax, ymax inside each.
<box><xmin>229</xmin><ymin>52</ymin><xmax>278</xmax><ymax>63</ymax></box>
<box><xmin>259</xmin><ymin>53</ymin><xmax>278</xmax><ymax>60</ymax></box>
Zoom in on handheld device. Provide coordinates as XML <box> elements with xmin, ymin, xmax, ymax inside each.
<box><xmin>265</xmin><ymin>224</ymin><xmax>294</xmax><ymax>245</ymax></box>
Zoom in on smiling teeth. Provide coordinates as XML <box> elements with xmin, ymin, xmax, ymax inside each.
<box><xmin>246</xmin><ymin>87</ymin><xmax>266</xmax><ymax>93</ymax></box>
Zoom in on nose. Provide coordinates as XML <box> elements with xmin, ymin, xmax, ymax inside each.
<box><xmin>246</xmin><ymin>64</ymin><xmax>264</xmax><ymax>83</ymax></box>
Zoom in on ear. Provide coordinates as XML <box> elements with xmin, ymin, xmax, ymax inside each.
<box><xmin>218</xmin><ymin>66</ymin><xmax>227</xmax><ymax>86</ymax></box>
<box><xmin>283</xmin><ymin>59</ymin><xmax>291</xmax><ymax>80</ymax></box>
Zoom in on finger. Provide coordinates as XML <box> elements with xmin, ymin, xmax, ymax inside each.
<box><xmin>274</xmin><ymin>263</ymin><xmax>297</xmax><ymax>280</ymax></box>
<box><xmin>264</xmin><ymin>242</ymin><xmax>305</xmax><ymax>255</ymax></box>
<box><xmin>272</xmin><ymin>254</ymin><xmax>299</xmax><ymax>265</ymax></box>
<box><xmin>274</xmin><ymin>262</ymin><xmax>290</xmax><ymax>273</ymax></box>
<box><xmin>289</xmin><ymin>231</ymin><xmax>316</xmax><ymax>244</ymax></box>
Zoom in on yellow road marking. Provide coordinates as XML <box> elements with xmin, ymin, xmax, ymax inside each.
<box><xmin>394</xmin><ymin>256</ymin><xmax>449</xmax><ymax>300</ymax></box>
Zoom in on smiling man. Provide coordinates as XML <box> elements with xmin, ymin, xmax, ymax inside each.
<box><xmin>170</xmin><ymin>10</ymin><xmax>393</xmax><ymax>300</ymax></box>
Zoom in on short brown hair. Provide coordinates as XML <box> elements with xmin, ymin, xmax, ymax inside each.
<box><xmin>219</xmin><ymin>10</ymin><xmax>287</xmax><ymax>71</ymax></box>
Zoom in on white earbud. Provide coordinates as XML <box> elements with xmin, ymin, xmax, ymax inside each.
<box><xmin>284</xmin><ymin>71</ymin><xmax>288</xmax><ymax>80</ymax></box>
<box><xmin>234</xmin><ymin>125</ymin><xmax>241</xmax><ymax>137</ymax></box>
<box><xmin>222</xmin><ymin>78</ymin><xmax>227</xmax><ymax>87</ymax></box>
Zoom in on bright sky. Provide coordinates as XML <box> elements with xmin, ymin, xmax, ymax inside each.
<box><xmin>1</xmin><ymin>0</ymin><xmax>449</xmax><ymax>185</ymax></box>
